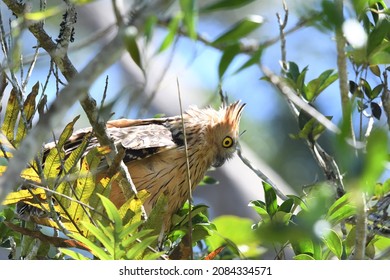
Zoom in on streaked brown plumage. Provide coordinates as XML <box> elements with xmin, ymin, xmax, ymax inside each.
<box><xmin>19</xmin><ymin>101</ymin><xmax>245</xmax><ymax>230</ymax></box>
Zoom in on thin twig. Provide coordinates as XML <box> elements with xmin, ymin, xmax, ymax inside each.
<box><xmin>236</xmin><ymin>143</ymin><xmax>288</xmax><ymax>201</ymax></box>
<box><xmin>176</xmin><ymin>78</ymin><xmax>193</xmax><ymax>260</ymax></box>
<box><xmin>21</xmin><ymin>45</ymin><xmax>39</xmax><ymax>91</ymax></box>
<box><xmin>276</xmin><ymin>0</ymin><xmax>288</xmax><ymax>71</ymax></box>
<box><xmin>25</xmin><ymin>238</ymin><xmax>41</xmax><ymax>260</ymax></box>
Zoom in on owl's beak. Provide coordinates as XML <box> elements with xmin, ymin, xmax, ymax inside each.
<box><xmin>212</xmin><ymin>156</ymin><xmax>226</xmax><ymax>168</ymax></box>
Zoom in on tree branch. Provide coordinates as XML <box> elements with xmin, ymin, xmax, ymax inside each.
<box><xmin>335</xmin><ymin>0</ymin><xmax>353</xmax><ymax>136</ymax></box>
<box><xmin>262</xmin><ymin>1</ymin><xmax>345</xmax><ymax>199</ymax></box>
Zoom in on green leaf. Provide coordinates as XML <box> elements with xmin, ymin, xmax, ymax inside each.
<box><xmin>321</xmin><ymin>0</ymin><xmax>344</xmax><ymax>28</ymax></box>
<box><xmin>180</xmin><ymin>0</ymin><xmax>197</xmax><ymax>40</ymax></box>
<box><xmin>361</xmin><ymin>128</ymin><xmax>388</xmax><ymax>192</ymax></box>
<box><xmin>263</xmin><ymin>182</ymin><xmax>277</xmax><ymax>217</ymax></box>
<box><xmin>291</xmin><ymin>238</ymin><xmax>315</xmax><ymax>256</ymax></box>
<box><xmin>326</xmin><ymin>193</ymin><xmax>356</xmax><ymax>225</ymax></box>
<box><xmin>173</xmin><ymin>203</ymin><xmax>209</xmax><ymax>227</ymax></box>
<box><xmin>206</xmin><ymin>215</ymin><xmax>259</xmax><ymax>258</ymax></box>
<box><xmin>298</xmin><ymin>109</ymin><xmax>331</xmax><ymax>140</ymax></box>
<box><xmin>212</xmin><ymin>15</ymin><xmax>263</xmax><ymax>45</ymax></box>
<box><xmin>287</xmin><ymin>194</ymin><xmax>308</xmax><ymax>211</ymax></box>
<box><xmin>248</xmin><ymin>200</ymin><xmax>270</xmax><ymax>222</ymax></box>
<box><xmin>285</xmin><ymin>61</ymin><xmax>301</xmax><ymax>82</ymax></box>
<box><xmin>296</xmin><ymin>66</ymin><xmax>309</xmax><ymax>96</ymax></box>
<box><xmin>360</xmin><ymin>78</ymin><xmax>372</xmax><ymax>99</ymax></box>
<box><xmin>98</xmin><ymin>194</ymin><xmax>123</xmax><ymax>234</ymax></box>
<box><xmin>371</xmin><ymin>102</ymin><xmax>382</xmax><ymax>120</ymax></box>
<box><xmin>192</xmin><ymin>223</ymin><xmax>214</xmax><ymax>243</ymax></box>
<box><xmin>144</xmin><ymin>15</ymin><xmax>158</xmax><ymax>44</ymax></box>
<box><xmin>370</xmin><ymin>84</ymin><xmax>384</xmax><ymax>99</ymax></box>
<box><xmin>158</xmin><ymin>13</ymin><xmax>183</xmax><ymax>53</ymax></box>
<box><xmin>369</xmin><ymin>50</ymin><xmax>390</xmax><ymax>65</ymax></box>
<box><xmin>81</xmin><ymin>221</ymin><xmax>114</xmax><ymax>256</ymax></box>
<box><xmin>59</xmin><ymin>248</ymin><xmax>90</xmax><ymax>260</ymax></box>
<box><xmin>369</xmin><ymin>65</ymin><xmax>381</xmax><ymax>77</ymax></box>
<box><xmin>235</xmin><ymin>47</ymin><xmax>263</xmax><ymax>73</ymax></box>
<box><xmin>218</xmin><ymin>44</ymin><xmax>240</xmax><ymax>79</ymax></box>
<box><xmin>293</xmin><ymin>254</ymin><xmax>315</xmax><ymax>260</ymax></box>
<box><xmin>143</xmin><ymin>251</ymin><xmax>165</xmax><ymax>260</ymax></box>
<box><xmin>376</xmin><ymin>179</ymin><xmax>390</xmax><ymax>198</ymax></box>
<box><xmin>272</xmin><ymin>211</ymin><xmax>293</xmax><ymax>225</ymax></box>
<box><xmin>352</xmin><ymin>0</ymin><xmax>369</xmax><ymax>16</ymax></box>
<box><xmin>305</xmin><ymin>69</ymin><xmax>338</xmax><ymax>102</ymax></box>
<box><xmin>367</xmin><ymin>18</ymin><xmax>390</xmax><ymax>56</ymax></box>
<box><xmin>349</xmin><ymin>80</ymin><xmax>363</xmax><ymax>98</ymax></box>
<box><xmin>119</xmin><ymin>220</ymin><xmax>145</xmax><ymax>240</ymax></box>
<box><xmin>88</xmin><ymin>177</ymin><xmax>112</xmax><ymax>222</ymax></box>
<box><xmin>323</xmin><ymin>230</ymin><xmax>343</xmax><ymax>259</ymax></box>
<box><xmin>122</xmin><ymin>229</ymin><xmax>155</xmax><ymax>248</ymax></box>
<box><xmin>124</xmin><ymin>26</ymin><xmax>143</xmax><ymax>70</ymax></box>
<box><xmin>69</xmin><ymin>231</ymin><xmax>111</xmax><ymax>260</ymax></box>
<box><xmin>344</xmin><ymin>226</ymin><xmax>356</xmax><ymax>257</ymax></box>
<box><xmin>126</xmin><ymin>236</ymin><xmax>157</xmax><ymax>259</ymax></box>
<box><xmin>278</xmin><ymin>198</ymin><xmax>294</xmax><ymax>213</ymax></box>
<box><xmin>200</xmin><ymin>0</ymin><xmax>256</xmax><ymax>13</ymax></box>
<box><xmin>298</xmin><ymin>109</ymin><xmax>312</xmax><ymax>130</ymax></box>
<box><xmin>199</xmin><ymin>175</ymin><xmax>219</xmax><ymax>186</ymax></box>
<box><xmin>282</xmin><ymin>62</ymin><xmax>309</xmax><ymax>97</ymax></box>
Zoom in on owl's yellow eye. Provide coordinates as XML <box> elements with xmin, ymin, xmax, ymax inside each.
<box><xmin>222</xmin><ymin>136</ymin><xmax>234</xmax><ymax>148</ymax></box>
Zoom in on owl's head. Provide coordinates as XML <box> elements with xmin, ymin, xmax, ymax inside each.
<box><xmin>207</xmin><ymin>101</ymin><xmax>246</xmax><ymax>167</ymax></box>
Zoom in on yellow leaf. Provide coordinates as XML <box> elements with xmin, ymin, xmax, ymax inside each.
<box><xmin>0</xmin><ymin>165</ymin><xmax>7</xmax><ymax>175</ymax></box>
<box><xmin>2</xmin><ymin>188</ymin><xmax>46</xmax><ymax>205</ymax></box>
<box><xmin>24</xmin><ymin>6</ymin><xmax>62</xmax><ymax>20</ymax></box>
<box><xmin>0</xmin><ymin>151</ymin><xmax>13</xmax><ymax>158</ymax></box>
<box><xmin>2</xmin><ymin>89</ymin><xmax>18</xmax><ymax>145</ymax></box>
<box><xmin>119</xmin><ymin>190</ymin><xmax>150</xmax><ymax>224</ymax></box>
<box><xmin>20</xmin><ymin>167</ymin><xmax>41</xmax><ymax>183</ymax></box>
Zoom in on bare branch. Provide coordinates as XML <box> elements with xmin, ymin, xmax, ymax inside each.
<box><xmin>276</xmin><ymin>0</ymin><xmax>288</xmax><ymax>70</ymax></box>
<box><xmin>237</xmin><ymin>143</ymin><xmax>288</xmax><ymax>201</ymax></box>
<box><xmin>335</xmin><ymin>0</ymin><xmax>354</xmax><ymax>139</ymax></box>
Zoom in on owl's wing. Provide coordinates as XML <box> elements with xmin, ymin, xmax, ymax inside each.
<box><xmin>108</xmin><ymin>124</ymin><xmax>179</xmax><ymax>162</ymax></box>
<box><xmin>45</xmin><ymin>118</ymin><xmax>182</xmax><ymax>163</ymax></box>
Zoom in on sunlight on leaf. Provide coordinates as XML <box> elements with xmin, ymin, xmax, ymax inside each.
<box><xmin>212</xmin><ymin>15</ymin><xmax>263</xmax><ymax>45</ymax></box>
